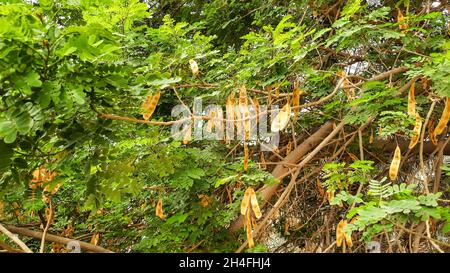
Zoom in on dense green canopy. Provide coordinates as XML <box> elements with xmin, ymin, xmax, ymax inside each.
<box><xmin>0</xmin><ymin>0</ymin><xmax>449</xmax><ymax>253</ymax></box>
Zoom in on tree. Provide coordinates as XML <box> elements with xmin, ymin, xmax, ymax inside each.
<box><xmin>0</xmin><ymin>0</ymin><xmax>449</xmax><ymax>253</ymax></box>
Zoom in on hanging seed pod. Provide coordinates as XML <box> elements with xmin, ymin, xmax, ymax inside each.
<box><xmin>409</xmin><ymin>113</ymin><xmax>422</xmax><ymax>149</ymax></box>
<box><xmin>397</xmin><ymin>9</ymin><xmax>407</xmax><ymax>30</ymax></box>
<box><xmin>240</xmin><ymin>187</ymin><xmax>253</xmax><ymax>215</ymax></box>
<box><xmin>189</xmin><ymin>59</ymin><xmax>199</xmax><ymax>76</ymax></box>
<box><xmin>249</xmin><ymin>190</ymin><xmax>262</xmax><ymax>219</ymax></box>
<box><xmin>238</xmin><ymin>86</ymin><xmax>250</xmax><ymax>139</ymax></box>
<box><xmin>408</xmin><ymin>81</ymin><xmax>416</xmax><ymax>116</ymax></box>
<box><xmin>243</xmin><ymin>142</ymin><xmax>249</xmax><ymax>171</ymax></box>
<box><xmin>336</xmin><ymin>220</ymin><xmax>352</xmax><ymax>248</ymax></box>
<box><xmin>292</xmin><ymin>85</ymin><xmax>302</xmax><ymax>122</ymax></box>
<box><xmin>271</xmin><ymin>102</ymin><xmax>291</xmax><ymax>132</ymax></box>
<box><xmin>142</xmin><ymin>91</ymin><xmax>161</xmax><ymax>120</ymax></box>
<box><xmin>389</xmin><ymin>145</ymin><xmax>401</xmax><ymax>181</ymax></box>
<box><xmin>251</xmin><ymin>97</ymin><xmax>260</xmax><ymax>124</ymax></box>
<box><xmin>226</xmin><ymin>93</ymin><xmax>236</xmax><ymax>142</ymax></box>
<box><xmin>155</xmin><ymin>198</ymin><xmax>165</xmax><ymax>220</ymax></box>
<box><xmin>434</xmin><ymin>97</ymin><xmax>450</xmax><ymax>136</ymax></box>
<box><xmin>206</xmin><ymin>111</ymin><xmax>216</xmax><ymax>133</ymax></box>
<box><xmin>183</xmin><ymin>125</ymin><xmax>191</xmax><ymax>145</ymax></box>
<box><xmin>246</xmin><ymin>210</ymin><xmax>254</xmax><ymax>248</ymax></box>
<box><xmin>336</xmin><ymin>220</ymin><xmax>346</xmax><ymax>247</ymax></box>
<box><xmin>428</xmin><ymin>119</ymin><xmax>438</xmax><ymax>145</ymax></box>
<box><xmin>369</xmin><ymin>128</ymin><xmax>374</xmax><ymax>144</ymax></box>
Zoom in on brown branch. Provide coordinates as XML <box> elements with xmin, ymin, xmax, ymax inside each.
<box><xmin>3</xmin><ymin>225</ymin><xmax>114</xmax><ymax>253</ymax></box>
<box><xmin>0</xmin><ymin>223</ymin><xmax>33</xmax><ymax>253</ymax></box>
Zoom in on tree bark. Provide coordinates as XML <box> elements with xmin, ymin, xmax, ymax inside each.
<box><xmin>229</xmin><ymin>121</ymin><xmax>335</xmax><ymax>232</ymax></box>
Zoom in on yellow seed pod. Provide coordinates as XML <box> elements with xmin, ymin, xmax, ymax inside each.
<box><xmin>435</xmin><ymin>97</ymin><xmax>450</xmax><ymax>136</ymax></box>
<box><xmin>409</xmin><ymin>113</ymin><xmax>422</xmax><ymax>149</ymax></box>
<box><xmin>336</xmin><ymin>220</ymin><xmax>347</xmax><ymax>247</ymax></box>
<box><xmin>369</xmin><ymin>128</ymin><xmax>374</xmax><ymax>144</ymax></box>
<box><xmin>182</xmin><ymin>125</ymin><xmax>191</xmax><ymax>145</ymax></box>
<box><xmin>142</xmin><ymin>91</ymin><xmax>161</xmax><ymax>120</ymax></box>
<box><xmin>292</xmin><ymin>86</ymin><xmax>301</xmax><ymax>122</ymax></box>
<box><xmin>271</xmin><ymin>103</ymin><xmax>291</xmax><ymax>132</ymax></box>
<box><xmin>389</xmin><ymin>145</ymin><xmax>401</xmax><ymax>181</ymax></box>
<box><xmin>246</xmin><ymin>210</ymin><xmax>254</xmax><ymax>248</ymax></box>
<box><xmin>240</xmin><ymin>187</ymin><xmax>254</xmax><ymax>215</ymax></box>
<box><xmin>189</xmin><ymin>59</ymin><xmax>199</xmax><ymax>76</ymax></box>
<box><xmin>251</xmin><ymin>97</ymin><xmax>260</xmax><ymax>124</ymax></box>
<box><xmin>397</xmin><ymin>9</ymin><xmax>407</xmax><ymax>30</ymax></box>
<box><xmin>243</xmin><ymin>142</ymin><xmax>249</xmax><ymax>171</ymax></box>
<box><xmin>249</xmin><ymin>190</ymin><xmax>262</xmax><ymax>219</ymax></box>
<box><xmin>155</xmin><ymin>198</ymin><xmax>165</xmax><ymax>220</ymax></box>
<box><xmin>206</xmin><ymin>111</ymin><xmax>216</xmax><ymax>133</ymax></box>
<box><xmin>408</xmin><ymin>81</ymin><xmax>416</xmax><ymax>116</ymax></box>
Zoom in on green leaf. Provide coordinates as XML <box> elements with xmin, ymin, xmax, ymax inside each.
<box><xmin>215</xmin><ymin>174</ymin><xmax>238</xmax><ymax>188</ymax></box>
<box><xmin>166</xmin><ymin>213</ymin><xmax>189</xmax><ymax>225</ymax></box>
<box><xmin>25</xmin><ymin>71</ymin><xmax>42</xmax><ymax>87</ymax></box>
<box><xmin>0</xmin><ymin>141</ymin><xmax>13</xmax><ymax>173</ymax></box>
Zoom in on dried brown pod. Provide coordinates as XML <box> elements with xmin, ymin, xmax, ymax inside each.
<box><xmin>156</xmin><ymin>198</ymin><xmax>165</xmax><ymax>220</ymax></box>
<box><xmin>408</xmin><ymin>81</ymin><xmax>416</xmax><ymax>116</ymax></box>
<box><xmin>142</xmin><ymin>91</ymin><xmax>161</xmax><ymax>120</ymax></box>
<box><xmin>243</xmin><ymin>142</ymin><xmax>249</xmax><ymax>171</ymax></box>
<box><xmin>434</xmin><ymin>97</ymin><xmax>450</xmax><ymax>136</ymax></box>
<box><xmin>389</xmin><ymin>145</ymin><xmax>401</xmax><ymax>181</ymax></box>
<box><xmin>189</xmin><ymin>59</ymin><xmax>199</xmax><ymax>76</ymax></box>
<box><xmin>397</xmin><ymin>9</ymin><xmax>407</xmax><ymax>30</ymax></box>
<box><xmin>408</xmin><ymin>113</ymin><xmax>422</xmax><ymax>149</ymax></box>
<box><xmin>271</xmin><ymin>102</ymin><xmax>291</xmax><ymax>132</ymax></box>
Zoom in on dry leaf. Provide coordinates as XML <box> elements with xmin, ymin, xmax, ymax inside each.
<box><xmin>369</xmin><ymin>128</ymin><xmax>374</xmax><ymax>144</ymax></box>
<box><xmin>198</xmin><ymin>194</ymin><xmax>210</xmax><ymax>207</ymax></box>
<box><xmin>435</xmin><ymin>97</ymin><xmax>450</xmax><ymax>136</ymax></box>
<box><xmin>90</xmin><ymin>233</ymin><xmax>100</xmax><ymax>246</ymax></box>
<box><xmin>408</xmin><ymin>113</ymin><xmax>422</xmax><ymax>149</ymax></box>
<box><xmin>189</xmin><ymin>59</ymin><xmax>199</xmax><ymax>76</ymax></box>
<box><xmin>316</xmin><ymin>178</ymin><xmax>325</xmax><ymax>196</ymax></box>
<box><xmin>347</xmin><ymin>152</ymin><xmax>359</xmax><ymax>161</ymax></box>
<box><xmin>156</xmin><ymin>198</ymin><xmax>165</xmax><ymax>220</ymax></box>
<box><xmin>389</xmin><ymin>145</ymin><xmax>401</xmax><ymax>181</ymax></box>
<box><xmin>271</xmin><ymin>102</ymin><xmax>291</xmax><ymax>132</ymax></box>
